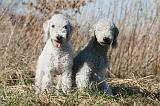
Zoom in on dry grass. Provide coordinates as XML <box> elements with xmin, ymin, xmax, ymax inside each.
<box><xmin>0</xmin><ymin>0</ymin><xmax>160</xmax><ymax>105</ymax></box>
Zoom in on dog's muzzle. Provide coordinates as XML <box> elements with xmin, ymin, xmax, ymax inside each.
<box><xmin>55</xmin><ymin>35</ymin><xmax>63</xmax><ymax>48</ymax></box>
<box><xmin>103</xmin><ymin>37</ymin><xmax>112</xmax><ymax>44</ymax></box>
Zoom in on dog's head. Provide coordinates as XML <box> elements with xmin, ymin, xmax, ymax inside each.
<box><xmin>43</xmin><ymin>14</ymin><xmax>72</xmax><ymax>48</ymax></box>
<box><xmin>91</xmin><ymin>18</ymin><xmax>119</xmax><ymax>48</ymax></box>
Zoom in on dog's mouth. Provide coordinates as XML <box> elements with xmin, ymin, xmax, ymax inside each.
<box><xmin>55</xmin><ymin>40</ymin><xmax>62</xmax><ymax>48</ymax></box>
<box><xmin>99</xmin><ymin>42</ymin><xmax>111</xmax><ymax>45</ymax></box>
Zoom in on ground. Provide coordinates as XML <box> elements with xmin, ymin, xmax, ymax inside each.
<box><xmin>0</xmin><ymin>75</ymin><xmax>160</xmax><ymax>106</ymax></box>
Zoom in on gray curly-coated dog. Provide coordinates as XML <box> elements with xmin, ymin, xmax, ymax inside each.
<box><xmin>72</xmin><ymin>18</ymin><xmax>119</xmax><ymax>95</ymax></box>
<box><xmin>35</xmin><ymin>14</ymin><xmax>73</xmax><ymax>95</ymax></box>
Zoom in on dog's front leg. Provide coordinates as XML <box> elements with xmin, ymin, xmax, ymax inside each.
<box><xmin>39</xmin><ymin>67</ymin><xmax>53</xmax><ymax>94</ymax></box>
<box><xmin>97</xmin><ymin>74</ymin><xmax>113</xmax><ymax>95</ymax></box>
<box><xmin>60</xmin><ymin>70</ymin><xmax>72</xmax><ymax>94</ymax></box>
<box><xmin>76</xmin><ymin>63</ymin><xmax>91</xmax><ymax>91</ymax></box>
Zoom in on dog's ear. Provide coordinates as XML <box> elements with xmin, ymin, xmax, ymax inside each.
<box><xmin>66</xmin><ymin>21</ymin><xmax>73</xmax><ymax>41</ymax></box>
<box><xmin>90</xmin><ymin>24</ymin><xmax>98</xmax><ymax>42</ymax></box>
<box><xmin>43</xmin><ymin>20</ymin><xmax>50</xmax><ymax>43</ymax></box>
<box><xmin>67</xmin><ymin>22</ymin><xmax>72</xmax><ymax>35</ymax></box>
<box><xmin>67</xmin><ymin>21</ymin><xmax>72</xmax><ymax>34</ymax></box>
<box><xmin>111</xmin><ymin>24</ymin><xmax>119</xmax><ymax>48</ymax></box>
<box><xmin>90</xmin><ymin>24</ymin><xmax>96</xmax><ymax>36</ymax></box>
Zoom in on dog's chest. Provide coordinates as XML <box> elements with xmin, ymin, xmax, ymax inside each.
<box><xmin>87</xmin><ymin>55</ymin><xmax>107</xmax><ymax>70</ymax></box>
<box><xmin>49</xmin><ymin>53</ymin><xmax>71</xmax><ymax>74</ymax></box>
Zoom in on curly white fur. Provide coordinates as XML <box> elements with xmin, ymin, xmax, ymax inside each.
<box><xmin>35</xmin><ymin>14</ymin><xmax>73</xmax><ymax>95</ymax></box>
<box><xmin>72</xmin><ymin>18</ymin><xmax>119</xmax><ymax>95</ymax></box>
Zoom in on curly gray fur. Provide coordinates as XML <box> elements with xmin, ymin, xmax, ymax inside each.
<box><xmin>72</xmin><ymin>18</ymin><xmax>119</xmax><ymax>95</ymax></box>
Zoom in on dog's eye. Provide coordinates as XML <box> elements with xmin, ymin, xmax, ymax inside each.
<box><xmin>63</xmin><ymin>25</ymin><xmax>68</xmax><ymax>29</ymax></box>
<box><xmin>51</xmin><ymin>25</ymin><xmax>55</xmax><ymax>28</ymax></box>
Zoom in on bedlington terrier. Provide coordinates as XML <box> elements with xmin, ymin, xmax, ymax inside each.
<box><xmin>35</xmin><ymin>14</ymin><xmax>73</xmax><ymax>95</ymax></box>
<box><xmin>72</xmin><ymin>18</ymin><xmax>119</xmax><ymax>95</ymax></box>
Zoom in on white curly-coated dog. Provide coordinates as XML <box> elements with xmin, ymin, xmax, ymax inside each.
<box><xmin>35</xmin><ymin>13</ymin><xmax>73</xmax><ymax>95</ymax></box>
<box><xmin>72</xmin><ymin>18</ymin><xmax>119</xmax><ymax>95</ymax></box>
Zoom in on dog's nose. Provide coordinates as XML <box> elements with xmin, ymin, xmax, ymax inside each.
<box><xmin>103</xmin><ymin>37</ymin><xmax>112</xmax><ymax>44</ymax></box>
<box><xmin>56</xmin><ymin>35</ymin><xmax>62</xmax><ymax>40</ymax></box>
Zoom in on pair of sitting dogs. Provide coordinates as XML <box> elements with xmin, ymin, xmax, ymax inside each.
<box><xmin>35</xmin><ymin>13</ymin><xmax>119</xmax><ymax>95</ymax></box>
